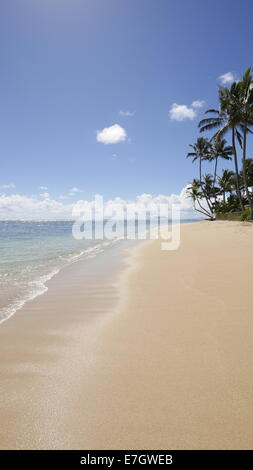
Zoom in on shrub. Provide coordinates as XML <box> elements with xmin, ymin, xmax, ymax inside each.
<box><xmin>240</xmin><ymin>207</ymin><xmax>251</xmax><ymax>221</ymax></box>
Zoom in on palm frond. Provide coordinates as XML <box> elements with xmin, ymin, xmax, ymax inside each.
<box><xmin>204</xmin><ymin>109</ymin><xmax>219</xmax><ymax>114</ymax></box>
<box><xmin>235</xmin><ymin>129</ymin><xmax>242</xmax><ymax>148</ymax></box>
<box><xmin>199</xmin><ymin>122</ymin><xmax>222</xmax><ymax>133</ymax></box>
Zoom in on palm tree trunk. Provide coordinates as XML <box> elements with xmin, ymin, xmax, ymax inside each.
<box><xmin>197</xmin><ymin>198</ymin><xmax>211</xmax><ymax>216</ymax></box>
<box><xmin>201</xmin><ymin>188</ymin><xmax>213</xmax><ymax>216</ymax></box>
<box><xmin>195</xmin><ymin>199</ymin><xmax>213</xmax><ymax>219</ymax></box>
<box><xmin>213</xmin><ymin>156</ymin><xmax>218</xmax><ymax>204</ymax></box>
<box><xmin>232</xmin><ymin>127</ymin><xmax>244</xmax><ymax>211</ymax></box>
<box><xmin>223</xmin><ymin>191</ymin><xmax>225</xmax><ymax>203</ymax></box>
<box><xmin>242</xmin><ymin>126</ymin><xmax>253</xmax><ymax>219</ymax></box>
<box><xmin>214</xmin><ymin>157</ymin><xmax>218</xmax><ymax>187</ymax></box>
<box><xmin>199</xmin><ymin>155</ymin><xmax>214</xmax><ymax>218</ymax></box>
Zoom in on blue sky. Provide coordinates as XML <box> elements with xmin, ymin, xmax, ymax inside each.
<box><xmin>0</xmin><ymin>0</ymin><xmax>253</xmax><ymax>212</ymax></box>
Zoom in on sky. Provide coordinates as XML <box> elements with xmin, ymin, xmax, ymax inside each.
<box><xmin>0</xmin><ymin>0</ymin><xmax>253</xmax><ymax>218</ymax></box>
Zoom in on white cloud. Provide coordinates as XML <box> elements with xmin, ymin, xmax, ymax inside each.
<box><xmin>0</xmin><ymin>194</ymin><xmax>73</xmax><ymax>220</ymax></box>
<box><xmin>219</xmin><ymin>72</ymin><xmax>235</xmax><ymax>85</ymax></box>
<box><xmin>0</xmin><ymin>183</ymin><xmax>15</xmax><ymax>189</ymax></box>
<box><xmin>0</xmin><ymin>187</ymin><xmax>199</xmax><ymax>220</ymax></box>
<box><xmin>73</xmin><ymin>188</ymin><xmax>198</xmax><ymax>220</ymax></box>
<box><xmin>39</xmin><ymin>192</ymin><xmax>50</xmax><ymax>198</ymax></box>
<box><xmin>169</xmin><ymin>103</ymin><xmax>197</xmax><ymax>121</ymax></box>
<box><xmin>119</xmin><ymin>110</ymin><xmax>135</xmax><ymax>117</ymax></box>
<box><xmin>68</xmin><ymin>187</ymin><xmax>84</xmax><ymax>196</ymax></box>
<box><xmin>96</xmin><ymin>124</ymin><xmax>127</xmax><ymax>144</ymax></box>
<box><xmin>192</xmin><ymin>100</ymin><xmax>205</xmax><ymax>108</ymax></box>
<box><xmin>111</xmin><ymin>153</ymin><xmax>118</xmax><ymax>160</ymax></box>
<box><xmin>39</xmin><ymin>186</ymin><xmax>48</xmax><ymax>190</ymax></box>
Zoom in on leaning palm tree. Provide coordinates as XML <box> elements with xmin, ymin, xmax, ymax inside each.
<box><xmin>187</xmin><ymin>179</ymin><xmax>213</xmax><ymax>219</ymax></box>
<box><xmin>187</xmin><ymin>137</ymin><xmax>211</xmax><ymax>184</ymax></box>
<box><xmin>199</xmin><ymin>83</ymin><xmax>244</xmax><ymax>210</ymax></box>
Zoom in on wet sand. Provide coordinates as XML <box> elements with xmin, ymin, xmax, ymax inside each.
<box><xmin>0</xmin><ymin>221</ymin><xmax>253</xmax><ymax>449</ymax></box>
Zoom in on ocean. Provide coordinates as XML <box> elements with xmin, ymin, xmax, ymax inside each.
<box><xmin>0</xmin><ymin>218</ymin><xmax>199</xmax><ymax>323</ymax></box>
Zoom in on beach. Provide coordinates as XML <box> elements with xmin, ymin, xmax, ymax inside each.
<box><xmin>0</xmin><ymin>220</ymin><xmax>253</xmax><ymax>449</ymax></box>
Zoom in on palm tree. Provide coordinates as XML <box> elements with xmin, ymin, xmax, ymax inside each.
<box><xmin>218</xmin><ymin>169</ymin><xmax>235</xmax><ymax>203</ymax></box>
<box><xmin>199</xmin><ymin>83</ymin><xmax>244</xmax><ymax>210</ymax></box>
<box><xmin>201</xmin><ymin>174</ymin><xmax>216</xmax><ymax>218</ymax></box>
<box><xmin>208</xmin><ymin>138</ymin><xmax>233</xmax><ymax>191</ymax></box>
<box><xmin>242</xmin><ymin>158</ymin><xmax>253</xmax><ymax>188</ymax></box>
<box><xmin>187</xmin><ymin>179</ymin><xmax>213</xmax><ymax>219</ymax></box>
<box><xmin>236</xmin><ymin>67</ymin><xmax>253</xmax><ymax>215</ymax></box>
<box><xmin>187</xmin><ymin>137</ymin><xmax>210</xmax><ymax>184</ymax></box>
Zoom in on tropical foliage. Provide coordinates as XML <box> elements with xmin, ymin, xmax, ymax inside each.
<box><xmin>187</xmin><ymin>67</ymin><xmax>253</xmax><ymax>221</ymax></box>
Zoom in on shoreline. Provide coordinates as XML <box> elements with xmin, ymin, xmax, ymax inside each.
<box><xmin>0</xmin><ymin>236</ymin><xmax>139</xmax><ymax>325</ymax></box>
<box><xmin>0</xmin><ymin>218</ymin><xmax>196</xmax><ymax>325</ymax></box>
<box><xmin>1</xmin><ymin>220</ymin><xmax>253</xmax><ymax>449</ymax></box>
<box><xmin>0</xmin><ymin>235</ymin><xmax>143</xmax><ymax>449</ymax></box>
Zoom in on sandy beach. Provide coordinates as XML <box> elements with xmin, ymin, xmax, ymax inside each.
<box><xmin>0</xmin><ymin>220</ymin><xmax>253</xmax><ymax>449</ymax></box>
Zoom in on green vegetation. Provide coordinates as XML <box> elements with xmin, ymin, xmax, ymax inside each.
<box><xmin>187</xmin><ymin>67</ymin><xmax>253</xmax><ymax>221</ymax></box>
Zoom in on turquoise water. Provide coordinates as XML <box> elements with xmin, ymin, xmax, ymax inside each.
<box><xmin>0</xmin><ymin>219</ymin><xmax>199</xmax><ymax>323</ymax></box>
<box><xmin>0</xmin><ymin>221</ymin><xmax>117</xmax><ymax>322</ymax></box>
